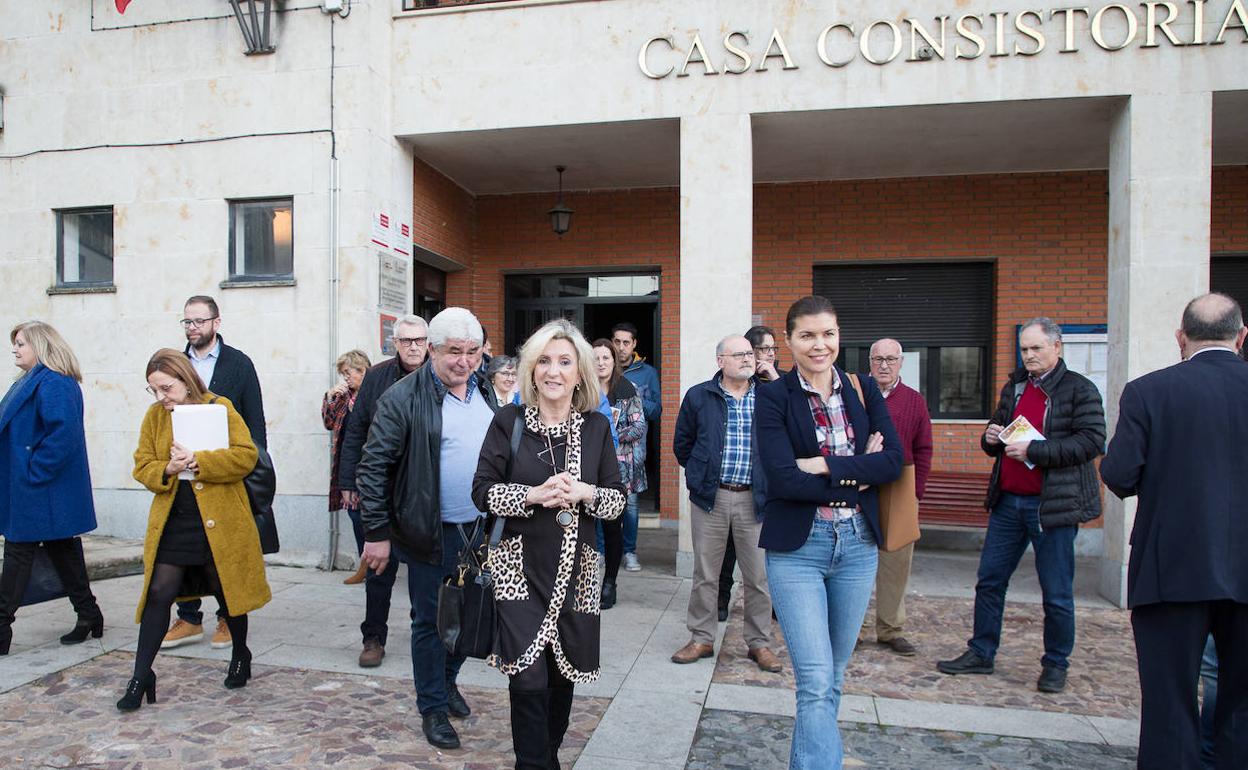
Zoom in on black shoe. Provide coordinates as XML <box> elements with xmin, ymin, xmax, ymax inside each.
<box><xmin>601</xmin><ymin>580</ymin><xmax>617</xmax><ymax>610</ymax></box>
<box><xmin>937</xmin><ymin>649</ymin><xmax>994</xmax><ymax>675</ymax></box>
<box><xmin>60</xmin><ymin>614</ymin><xmax>104</xmax><ymax>645</ymax></box>
<box><xmin>1037</xmin><ymin>665</ymin><xmax>1068</xmax><ymax>693</ymax></box>
<box><xmin>422</xmin><ymin>711</ymin><xmax>460</xmax><ymax>749</ymax></box>
<box><xmin>116</xmin><ymin>672</ymin><xmax>157</xmax><ymax>711</ymax></box>
<box><xmin>717</xmin><ymin>605</ymin><xmax>729</xmax><ymax>622</ymax></box>
<box><xmin>0</xmin><ymin>625</ymin><xmax>10</xmax><ymax>656</ymax></box>
<box><xmin>224</xmin><ymin>649</ymin><xmax>252</xmax><ymax>689</ymax></box>
<box><xmin>447</xmin><ymin>682</ymin><xmax>471</xmax><ymax>718</ymax></box>
<box><xmin>881</xmin><ymin>636</ymin><xmax>918</xmax><ymax>656</ymax></box>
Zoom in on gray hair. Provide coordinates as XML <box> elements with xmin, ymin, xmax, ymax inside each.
<box><xmin>1181</xmin><ymin>292</ymin><xmax>1244</xmax><ymax>342</ymax></box>
<box><xmin>427</xmin><ymin>307</ymin><xmax>483</xmax><ymax>348</ymax></box>
<box><xmin>715</xmin><ymin>335</ymin><xmax>748</xmax><ymax>355</ymax></box>
<box><xmin>393</xmin><ymin>314</ymin><xmax>427</xmax><ymax>337</ymax></box>
<box><xmin>1020</xmin><ymin>317</ymin><xmax>1062</xmax><ymax>344</ymax></box>
<box><xmin>486</xmin><ymin>354</ymin><xmax>518</xmax><ymax>382</ymax></box>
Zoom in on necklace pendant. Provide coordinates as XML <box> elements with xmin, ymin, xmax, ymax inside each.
<box><xmin>556</xmin><ymin>509</ymin><xmax>575</xmax><ymax>528</ymax></box>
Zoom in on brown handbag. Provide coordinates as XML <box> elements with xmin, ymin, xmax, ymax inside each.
<box><xmin>847</xmin><ymin>374</ymin><xmax>921</xmax><ymax>552</ymax></box>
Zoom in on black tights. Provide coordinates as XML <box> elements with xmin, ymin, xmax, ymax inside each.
<box><xmin>602</xmin><ymin>520</ymin><xmax>623</xmax><ymax>583</ymax></box>
<box><xmin>132</xmin><ymin>562</ymin><xmax>248</xmax><ymax>680</ymax></box>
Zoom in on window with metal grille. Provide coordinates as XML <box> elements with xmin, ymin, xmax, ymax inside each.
<box><xmin>228</xmin><ymin>198</ymin><xmax>293</xmax><ymax>280</ymax></box>
<box><xmin>56</xmin><ymin>207</ymin><xmax>114</xmax><ymax>287</ymax></box>
<box><xmin>812</xmin><ymin>262</ymin><xmax>994</xmax><ymax>419</ymax></box>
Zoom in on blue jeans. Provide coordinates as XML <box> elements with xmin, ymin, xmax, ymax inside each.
<box><xmin>766</xmin><ymin>514</ymin><xmax>878</xmax><ymax>770</ymax></box>
<box><xmin>347</xmin><ymin>508</ymin><xmax>400</xmax><ymax>646</ymax></box>
<box><xmin>970</xmin><ymin>492</ymin><xmax>1077</xmax><ymax>670</ymax></box>
<box><xmin>1200</xmin><ymin>634</ymin><xmax>1218</xmax><ymax>770</ymax></box>
<box><xmin>395</xmin><ymin>522</ymin><xmax>483</xmax><ymax>717</ymax></box>
<box><xmin>622</xmin><ymin>493</ymin><xmax>640</xmax><ymax>554</ymax></box>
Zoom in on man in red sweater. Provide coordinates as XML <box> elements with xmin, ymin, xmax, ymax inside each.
<box><xmin>865</xmin><ymin>338</ymin><xmax>933</xmax><ymax>655</ymax></box>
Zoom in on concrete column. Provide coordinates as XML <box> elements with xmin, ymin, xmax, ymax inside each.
<box><xmin>676</xmin><ymin>114</ymin><xmax>754</xmax><ymax>577</ymax></box>
<box><xmin>1101</xmin><ymin>92</ymin><xmax>1212</xmax><ymax>607</ymax></box>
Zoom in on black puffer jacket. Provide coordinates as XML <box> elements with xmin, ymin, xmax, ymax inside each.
<box><xmin>337</xmin><ymin>356</ymin><xmax>416</xmax><ymax>492</ymax></box>
<box><xmin>356</xmin><ymin>366</ymin><xmax>498</xmax><ymax>565</ymax></box>
<box><xmin>982</xmin><ymin>359</ymin><xmax>1106</xmax><ymax>529</ymax></box>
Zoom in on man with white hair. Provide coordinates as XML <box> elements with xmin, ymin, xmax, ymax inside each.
<box><xmin>865</xmin><ymin>338</ymin><xmax>932</xmax><ymax>656</ymax></box>
<box><xmin>337</xmin><ymin>314</ymin><xmax>430</xmax><ymax>669</ymax></box>
<box><xmin>355</xmin><ymin>308</ymin><xmax>498</xmax><ymax>750</ymax></box>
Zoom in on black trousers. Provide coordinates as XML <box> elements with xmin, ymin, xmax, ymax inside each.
<box><xmin>0</xmin><ymin>537</ymin><xmax>100</xmax><ymax>629</ymax></box>
<box><xmin>1132</xmin><ymin>599</ymin><xmax>1248</xmax><ymax>770</ymax></box>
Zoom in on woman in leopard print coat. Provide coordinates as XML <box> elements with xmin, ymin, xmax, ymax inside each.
<box><xmin>472</xmin><ymin>320</ymin><xmax>626</xmax><ymax>770</ymax></box>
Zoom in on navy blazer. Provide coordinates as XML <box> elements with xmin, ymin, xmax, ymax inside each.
<box><xmin>0</xmin><ymin>365</ymin><xmax>98</xmax><ymax>542</ymax></box>
<box><xmin>1100</xmin><ymin>348</ymin><xmax>1248</xmax><ymax>608</ymax></box>
<box><xmin>757</xmin><ymin>366</ymin><xmax>903</xmax><ymax>552</ymax></box>
<box><xmin>184</xmin><ymin>336</ymin><xmax>267</xmax><ymax>449</ymax></box>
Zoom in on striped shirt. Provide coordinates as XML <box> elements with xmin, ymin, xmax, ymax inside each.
<box><xmin>799</xmin><ymin>370</ymin><xmax>857</xmax><ymax>521</ymax></box>
<box><xmin>718</xmin><ymin>380</ymin><xmax>755</xmax><ymax>486</ymax></box>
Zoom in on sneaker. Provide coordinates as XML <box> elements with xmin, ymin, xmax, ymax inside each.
<box><xmin>160</xmin><ymin>619</ymin><xmax>203</xmax><ymax>649</ymax></box>
<box><xmin>623</xmin><ymin>552</ymin><xmax>641</xmax><ymax>572</ymax></box>
<box><xmin>210</xmin><ymin>619</ymin><xmax>232</xmax><ymax>649</ymax></box>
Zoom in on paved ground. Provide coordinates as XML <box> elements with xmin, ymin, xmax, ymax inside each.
<box><xmin>0</xmin><ymin>529</ymin><xmax>1143</xmax><ymax>769</ymax></box>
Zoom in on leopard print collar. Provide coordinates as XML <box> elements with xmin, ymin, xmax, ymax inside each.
<box><xmin>523</xmin><ymin>404</ymin><xmax>584</xmax><ymax>437</ymax></box>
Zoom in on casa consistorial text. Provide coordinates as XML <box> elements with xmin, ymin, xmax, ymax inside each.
<box><xmin>638</xmin><ymin>0</ymin><xmax>1248</xmax><ymax>78</ymax></box>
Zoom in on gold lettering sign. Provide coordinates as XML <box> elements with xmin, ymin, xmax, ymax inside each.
<box><xmin>638</xmin><ymin>1</ymin><xmax>1248</xmax><ymax>78</ymax></box>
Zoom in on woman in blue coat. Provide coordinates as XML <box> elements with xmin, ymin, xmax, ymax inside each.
<box><xmin>0</xmin><ymin>321</ymin><xmax>103</xmax><ymax>655</ymax></box>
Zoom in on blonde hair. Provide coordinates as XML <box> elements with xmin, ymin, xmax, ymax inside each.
<box><xmin>10</xmin><ymin>321</ymin><xmax>82</xmax><ymax>382</ymax></box>
<box><xmin>336</xmin><ymin>349</ymin><xmax>371</xmax><ymax>374</ymax></box>
<box><xmin>145</xmin><ymin>348</ymin><xmax>209</xmax><ymax>402</ymax></box>
<box><xmin>517</xmin><ymin>320</ymin><xmax>601</xmax><ymax>414</ymax></box>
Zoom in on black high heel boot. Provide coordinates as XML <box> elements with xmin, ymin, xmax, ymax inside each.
<box><xmin>224</xmin><ymin>648</ymin><xmax>252</xmax><ymax>689</ymax></box>
<box><xmin>60</xmin><ymin>614</ymin><xmax>104</xmax><ymax>645</ymax></box>
<box><xmin>116</xmin><ymin>672</ymin><xmax>157</xmax><ymax>711</ymax></box>
<box><xmin>0</xmin><ymin>625</ymin><xmax>11</xmax><ymax>656</ymax></box>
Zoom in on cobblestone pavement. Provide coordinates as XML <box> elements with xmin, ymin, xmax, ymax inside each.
<box><xmin>712</xmin><ymin>594</ymin><xmax>1139</xmax><ymax>719</ymax></box>
<box><xmin>685</xmin><ymin>710</ymin><xmax>1138</xmax><ymax>770</ymax></box>
<box><xmin>0</xmin><ymin>652</ymin><xmax>607</xmax><ymax>769</ymax></box>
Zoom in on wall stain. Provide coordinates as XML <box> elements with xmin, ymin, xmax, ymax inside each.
<box><xmin>179</xmin><ymin>204</ymin><xmax>190</xmax><ymax>220</ymax></box>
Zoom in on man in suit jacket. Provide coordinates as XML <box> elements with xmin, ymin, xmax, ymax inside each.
<box><xmin>162</xmin><ymin>294</ymin><xmax>268</xmax><ymax>650</ymax></box>
<box><xmin>1101</xmin><ymin>292</ymin><xmax>1248</xmax><ymax>770</ymax></box>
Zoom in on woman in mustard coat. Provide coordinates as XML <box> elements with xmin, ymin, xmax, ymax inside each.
<box><xmin>121</xmin><ymin>349</ymin><xmax>270</xmax><ymax>711</ymax></box>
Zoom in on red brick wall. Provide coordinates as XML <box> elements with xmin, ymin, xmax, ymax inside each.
<box><xmin>418</xmin><ymin>164</ymin><xmax>1248</xmax><ymax>520</ymax></box>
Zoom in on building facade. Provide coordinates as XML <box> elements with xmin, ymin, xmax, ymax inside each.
<box><xmin>2</xmin><ymin>0</ymin><xmax>1246</xmax><ymax>604</ymax></box>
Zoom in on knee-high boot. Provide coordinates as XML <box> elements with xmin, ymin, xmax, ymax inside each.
<box><xmin>547</xmin><ymin>684</ymin><xmax>575</xmax><ymax>770</ymax></box>
<box><xmin>509</xmin><ymin>688</ymin><xmax>552</xmax><ymax>770</ymax></box>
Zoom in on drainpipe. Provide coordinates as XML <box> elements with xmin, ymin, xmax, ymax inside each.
<box><xmin>323</xmin><ymin>12</ymin><xmax>343</xmax><ymax>571</ymax></box>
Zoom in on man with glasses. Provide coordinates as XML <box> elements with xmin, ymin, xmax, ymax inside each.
<box><xmin>337</xmin><ymin>314</ymin><xmax>430</xmax><ymax>669</ymax></box>
<box><xmin>354</xmin><ymin>307</ymin><xmax>497</xmax><ymax>750</ymax></box>
<box><xmin>671</xmin><ymin>336</ymin><xmax>780</xmax><ymax>673</ymax></box>
<box><xmin>161</xmin><ymin>294</ymin><xmax>268</xmax><ymax>651</ymax></box>
<box><xmin>863</xmin><ymin>338</ymin><xmax>932</xmax><ymax>656</ymax></box>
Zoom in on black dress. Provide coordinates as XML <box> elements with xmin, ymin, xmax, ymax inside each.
<box><xmin>155</xmin><ymin>481</ymin><xmax>212</xmax><ymax>566</ymax></box>
<box><xmin>471</xmin><ymin>404</ymin><xmax>626</xmax><ymax>683</ymax></box>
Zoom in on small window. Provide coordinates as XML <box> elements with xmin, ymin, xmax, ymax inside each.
<box><xmin>229</xmin><ymin>198</ymin><xmax>293</xmax><ymax>280</ymax></box>
<box><xmin>56</xmin><ymin>207</ymin><xmax>114</xmax><ymax>287</ymax></box>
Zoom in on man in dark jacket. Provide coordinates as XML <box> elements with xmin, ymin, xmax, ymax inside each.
<box><xmin>162</xmin><ymin>294</ymin><xmax>267</xmax><ymax>650</ymax></box>
<box><xmin>356</xmin><ymin>308</ymin><xmax>497</xmax><ymax>751</ymax></box>
<box><xmin>336</xmin><ymin>314</ymin><xmax>429</xmax><ymax>668</ymax></box>
<box><xmin>1101</xmin><ymin>293</ymin><xmax>1248</xmax><ymax>770</ymax></box>
<box><xmin>670</xmin><ymin>335</ymin><xmax>780</xmax><ymax>673</ymax></box>
<box><xmin>937</xmin><ymin>318</ymin><xmax>1105</xmax><ymax>694</ymax></box>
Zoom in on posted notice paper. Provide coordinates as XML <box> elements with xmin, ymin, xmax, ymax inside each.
<box><xmin>999</xmin><ymin>415</ymin><xmax>1045</xmax><ymax>470</ymax></box>
<box><xmin>171</xmin><ymin>404</ymin><xmax>228</xmax><ymax>479</ymax></box>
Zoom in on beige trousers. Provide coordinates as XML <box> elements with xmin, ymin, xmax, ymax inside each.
<box><xmin>687</xmin><ymin>488</ymin><xmax>772</xmax><ymax>649</ymax></box>
<box><xmin>873</xmin><ymin>541</ymin><xmax>915</xmax><ymax>641</ymax></box>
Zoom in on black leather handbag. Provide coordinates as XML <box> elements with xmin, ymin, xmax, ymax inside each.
<box><xmin>19</xmin><ymin>539</ymin><xmax>84</xmax><ymax>607</ymax></box>
<box><xmin>245</xmin><ymin>445</ymin><xmax>281</xmax><ymax>555</ymax></box>
<box><xmin>436</xmin><ymin>411</ymin><xmax>520</xmax><ymax>659</ymax></box>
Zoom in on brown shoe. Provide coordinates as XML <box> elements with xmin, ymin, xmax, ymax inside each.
<box><xmin>210</xmin><ymin>619</ymin><xmax>232</xmax><ymax>650</ymax></box>
<box><xmin>671</xmin><ymin>641</ymin><xmax>714</xmax><ymax>664</ymax></box>
<box><xmin>160</xmin><ymin>619</ymin><xmax>203</xmax><ymax>649</ymax></box>
<box><xmin>748</xmin><ymin>646</ymin><xmax>784</xmax><ymax>673</ymax></box>
<box><xmin>358</xmin><ymin>639</ymin><xmax>385</xmax><ymax>668</ymax></box>
<box><xmin>881</xmin><ymin>636</ymin><xmax>918</xmax><ymax>656</ymax></box>
<box><xmin>342</xmin><ymin>561</ymin><xmax>369</xmax><ymax>585</ymax></box>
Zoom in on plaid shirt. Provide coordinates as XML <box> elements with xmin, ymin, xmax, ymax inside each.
<box><xmin>799</xmin><ymin>370</ymin><xmax>857</xmax><ymax>521</ymax></box>
<box><xmin>718</xmin><ymin>380</ymin><xmax>756</xmax><ymax>486</ymax></box>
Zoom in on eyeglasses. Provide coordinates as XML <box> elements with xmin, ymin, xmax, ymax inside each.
<box><xmin>498</xmin><ymin>370</ymin><xmax>517</xmax><ymax>379</ymax></box>
<box><xmin>145</xmin><ymin>382</ymin><xmax>181</xmax><ymax>398</ymax></box>
<box><xmin>395</xmin><ymin>336</ymin><xmax>428</xmax><ymax>348</ymax></box>
<box><xmin>179</xmin><ymin>316</ymin><xmax>218</xmax><ymax>329</ymax></box>
<box><xmin>754</xmin><ymin>346</ymin><xmax>778</xmax><ymax>354</ymax></box>
<box><xmin>719</xmin><ymin>351</ymin><xmax>756</xmax><ymax>362</ymax></box>
<box><xmin>869</xmin><ymin>356</ymin><xmax>902</xmax><ymax>366</ymax></box>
